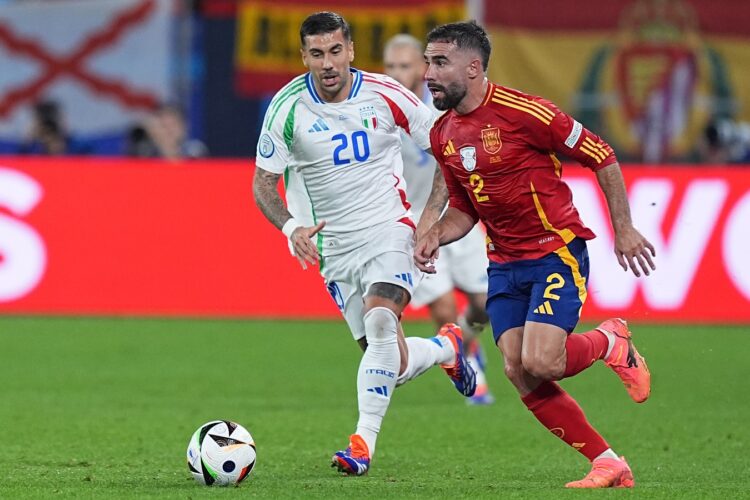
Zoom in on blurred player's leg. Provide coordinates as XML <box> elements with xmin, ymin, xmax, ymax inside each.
<box><xmin>458</xmin><ymin>296</ymin><xmax>493</xmax><ymax>405</ymax></box>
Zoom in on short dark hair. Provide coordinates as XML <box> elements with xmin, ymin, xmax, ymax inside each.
<box><xmin>427</xmin><ymin>20</ymin><xmax>491</xmax><ymax>71</ymax></box>
<box><xmin>300</xmin><ymin>11</ymin><xmax>351</xmax><ymax>47</ymax></box>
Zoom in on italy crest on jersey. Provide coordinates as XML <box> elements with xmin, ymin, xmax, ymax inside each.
<box><xmin>460</xmin><ymin>146</ymin><xmax>476</xmax><ymax>171</ymax></box>
<box><xmin>359</xmin><ymin>105</ymin><xmax>378</xmax><ymax>129</ymax></box>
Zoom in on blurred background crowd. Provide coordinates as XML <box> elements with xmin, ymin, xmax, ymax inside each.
<box><xmin>0</xmin><ymin>0</ymin><xmax>748</xmax><ymax>163</ymax></box>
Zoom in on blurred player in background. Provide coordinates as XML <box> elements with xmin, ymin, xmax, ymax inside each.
<box><xmin>416</xmin><ymin>21</ymin><xmax>655</xmax><ymax>488</ymax></box>
<box><xmin>252</xmin><ymin>12</ymin><xmax>476</xmax><ymax>477</ymax></box>
<box><xmin>383</xmin><ymin>34</ymin><xmax>494</xmax><ymax>405</ymax></box>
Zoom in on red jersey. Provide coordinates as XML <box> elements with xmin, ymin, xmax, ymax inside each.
<box><xmin>430</xmin><ymin>82</ymin><xmax>617</xmax><ymax>263</ymax></box>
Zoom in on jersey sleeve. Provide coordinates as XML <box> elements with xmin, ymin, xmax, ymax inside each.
<box><xmin>430</xmin><ymin>128</ymin><xmax>479</xmax><ymax>223</ymax></box>
<box><xmin>255</xmin><ymin>93</ymin><xmax>296</xmax><ymax>174</ymax></box>
<box><xmin>519</xmin><ymin>95</ymin><xmax>618</xmax><ymax>171</ymax></box>
<box><xmin>370</xmin><ymin>74</ymin><xmax>436</xmax><ymax>151</ymax></box>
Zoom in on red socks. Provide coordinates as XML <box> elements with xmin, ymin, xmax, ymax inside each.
<box><xmin>522</xmin><ymin>381</ymin><xmax>609</xmax><ymax>461</ymax></box>
<box><xmin>563</xmin><ymin>329</ymin><xmax>609</xmax><ymax>378</ymax></box>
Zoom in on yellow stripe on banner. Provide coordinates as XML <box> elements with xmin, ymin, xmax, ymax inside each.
<box><xmin>530</xmin><ymin>182</ymin><xmax>577</xmax><ymax>244</ymax></box>
<box><xmin>493</xmin><ymin>88</ymin><xmax>555</xmax><ymax>120</ymax></box>
<box><xmin>553</xmin><ymin>245</ymin><xmax>588</xmax><ymax>308</ymax></box>
<box><xmin>579</xmin><ymin>145</ymin><xmax>604</xmax><ymax>163</ymax></box>
<box><xmin>492</xmin><ymin>97</ymin><xmax>551</xmax><ymax>125</ymax></box>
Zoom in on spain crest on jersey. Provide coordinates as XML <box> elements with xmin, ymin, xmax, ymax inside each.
<box><xmin>359</xmin><ymin>105</ymin><xmax>378</xmax><ymax>129</ymax></box>
<box><xmin>459</xmin><ymin>146</ymin><xmax>476</xmax><ymax>171</ymax></box>
<box><xmin>481</xmin><ymin>127</ymin><xmax>502</xmax><ymax>154</ymax></box>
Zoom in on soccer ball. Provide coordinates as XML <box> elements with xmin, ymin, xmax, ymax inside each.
<box><xmin>186</xmin><ymin>420</ymin><xmax>256</xmax><ymax>486</ymax></box>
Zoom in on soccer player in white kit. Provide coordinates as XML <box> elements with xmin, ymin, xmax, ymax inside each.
<box><xmin>383</xmin><ymin>34</ymin><xmax>495</xmax><ymax>405</ymax></box>
<box><xmin>252</xmin><ymin>12</ymin><xmax>476</xmax><ymax>476</ymax></box>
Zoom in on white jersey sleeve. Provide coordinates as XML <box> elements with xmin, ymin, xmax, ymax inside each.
<box><xmin>255</xmin><ymin>75</ymin><xmax>316</xmax><ymax>228</ymax></box>
<box><xmin>255</xmin><ymin>75</ymin><xmax>306</xmax><ymax>174</ymax></box>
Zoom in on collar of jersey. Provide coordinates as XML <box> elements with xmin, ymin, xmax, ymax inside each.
<box><xmin>305</xmin><ymin>68</ymin><xmax>363</xmax><ymax>104</ymax></box>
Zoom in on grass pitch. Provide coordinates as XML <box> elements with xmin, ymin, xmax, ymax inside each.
<box><xmin>0</xmin><ymin>316</ymin><xmax>748</xmax><ymax>498</ymax></box>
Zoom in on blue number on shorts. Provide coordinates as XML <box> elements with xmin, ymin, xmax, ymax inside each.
<box><xmin>332</xmin><ymin>131</ymin><xmax>370</xmax><ymax>165</ymax></box>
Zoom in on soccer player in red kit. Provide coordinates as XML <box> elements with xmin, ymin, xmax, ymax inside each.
<box><xmin>415</xmin><ymin>21</ymin><xmax>656</xmax><ymax>488</ymax></box>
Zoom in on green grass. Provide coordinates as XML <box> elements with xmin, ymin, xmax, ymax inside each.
<box><xmin>0</xmin><ymin>317</ymin><xmax>748</xmax><ymax>498</ymax></box>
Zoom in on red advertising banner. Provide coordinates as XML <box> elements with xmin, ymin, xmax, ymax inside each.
<box><xmin>0</xmin><ymin>157</ymin><xmax>748</xmax><ymax>323</ymax></box>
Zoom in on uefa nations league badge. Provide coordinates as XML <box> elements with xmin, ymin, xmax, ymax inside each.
<box><xmin>459</xmin><ymin>146</ymin><xmax>476</xmax><ymax>171</ymax></box>
<box><xmin>258</xmin><ymin>133</ymin><xmax>275</xmax><ymax>158</ymax></box>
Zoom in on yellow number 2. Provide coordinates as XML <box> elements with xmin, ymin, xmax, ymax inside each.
<box><xmin>469</xmin><ymin>174</ymin><xmax>489</xmax><ymax>202</ymax></box>
<box><xmin>543</xmin><ymin>273</ymin><xmax>565</xmax><ymax>300</ymax></box>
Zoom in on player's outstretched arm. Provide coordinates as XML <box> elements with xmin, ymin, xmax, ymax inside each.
<box><xmin>252</xmin><ymin>166</ymin><xmax>324</xmax><ymax>270</ymax></box>
<box><xmin>414</xmin><ymin>207</ymin><xmax>475</xmax><ymax>273</ymax></box>
<box><xmin>595</xmin><ymin>162</ymin><xmax>656</xmax><ymax>277</ymax></box>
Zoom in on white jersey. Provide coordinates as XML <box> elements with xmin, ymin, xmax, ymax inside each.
<box><xmin>256</xmin><ymin>69</ymin><xmax>435</xmax><ymax>256</ymax></box>
<box><xmin>400</xmin><ymin>84</ymin><xmax>440</xmax><ymax>221</ymax></box>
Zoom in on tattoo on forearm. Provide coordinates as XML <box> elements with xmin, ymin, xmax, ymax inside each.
<box><xmin>423</xmin><ymin>169</ymin><xmax>449</xmax><ymax>221</ymax></box>
<box><xmin>430</xmin><ymin>168</ymin><xmax>449</xmax><ymax>209</ymax></box>
<box><xmin>252</xmin><ymin>169</ymin><xmax>291</xmax><ymax>230</ymax></box>
<box><xmin>596</xmin><ymin>164</ymin><xmax>632</xmax><ymax>231</ymax></box>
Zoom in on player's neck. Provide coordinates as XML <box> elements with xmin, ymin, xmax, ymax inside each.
<box><xmin>455</xmin><ymin>78</ymin><xmax>489</xmax><ymax>115</ymax></box>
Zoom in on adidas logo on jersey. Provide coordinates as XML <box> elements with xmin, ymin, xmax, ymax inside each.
<box><xmin>533</xmin><ymin>301</ymin><xmax>554</xmax><ymax>315</ymax></box>
<box><xmin>308</xmin><ymin>118</ymin><xmax>330</xmax><ymax>132</ymax></box>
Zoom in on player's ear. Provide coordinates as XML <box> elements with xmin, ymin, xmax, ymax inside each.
<box><xmin>348</xmin><ymin>41</ymin><xmax>355</xmax><ymax>63</ymax></box>
<box><xmin>467</xmin><ymin>58</ymin><xmax>482</xmax><ymax>80</ymax></box>
<box><xmin>300</xmin><ymin>48</ymin><xmax>309</xmax><ymax>68</ymax></box>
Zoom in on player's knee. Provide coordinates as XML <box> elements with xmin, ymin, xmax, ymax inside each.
<box><xmin>521</xmin><ymin>353</ymin><xmax>563</xmax><ymax>381</ymax></box>
<box><xmin>363</xmin><ymin>307</ymin><xmax>399</xmax><ymax>343</ymax></box>
<box><xmin>503</xmin><ymin>359</ymin><xmax>524</xmax><ymax>386</ymax></box>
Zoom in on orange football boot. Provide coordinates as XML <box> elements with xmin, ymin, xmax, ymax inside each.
<box><xmin>565</xmin><ymin>456</ymin><xmax>635</xmax><ymax>488</ymax></box>
<box><xmin>331</xmin><ymin>434</ymin><xmax>370</xmax><ymax>476</ymax></box>
<box><xmin>597</xmin><ymin>318</ymin><xmax>651</xmax><ymax>403</ymax></box>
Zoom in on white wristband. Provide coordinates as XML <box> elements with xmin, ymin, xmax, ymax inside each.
<box><xmin>281</xmin><ymin>218</ymin><xmax>300</xmax><ymax>238</ymax></box>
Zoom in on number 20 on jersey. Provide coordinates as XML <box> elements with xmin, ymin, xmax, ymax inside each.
<box><xmin>332</xmin><ymin>131</ymin><xmax>370</xmax><ymax>166</ymax></box>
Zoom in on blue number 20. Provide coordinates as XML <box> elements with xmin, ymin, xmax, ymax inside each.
<box><xmin>332</xmin><ymin>131</ymin><xmax>370</xmax><ymax>166</ymax></box>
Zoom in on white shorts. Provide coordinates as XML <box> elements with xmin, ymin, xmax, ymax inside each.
<box><xmin>410</xmin><ymin>224</ymin><xmax>489</xmax><ymax>308</ymax></box>
<box><xmin>323</xmin><ymin>221</ymin><xmax>421</xmax><ymax>340</ymax></box>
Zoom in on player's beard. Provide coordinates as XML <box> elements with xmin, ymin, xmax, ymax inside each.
<box><xmin>431</xmin><ymin>82</ymin><xmax>467</xmax><ymax>111</ymax></box>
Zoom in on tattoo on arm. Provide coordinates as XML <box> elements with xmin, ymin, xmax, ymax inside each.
<box><xmin>596</xmin><ymin>163</ymin><xmax>633</xmax><ymax>232</ymax></box>
<box><xmin>252</xmin><ymin>168</ymin><xmax>291</xmax><ymax>230</ymax></box>
<box><xmin>419</xmin><ymin>168</ymin><xmax>449</xmax><ymax>228</ymax></box>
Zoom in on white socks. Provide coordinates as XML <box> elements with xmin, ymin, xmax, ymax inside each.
<box><xmin>355</xmin><ymin>307</ymin><xmax>400</xmax><ymax>457</ymax></box>
<box><xmin>395</xmin><ymin>336</ymin><xmax>454</xmax><ymax>386</ymax></box>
